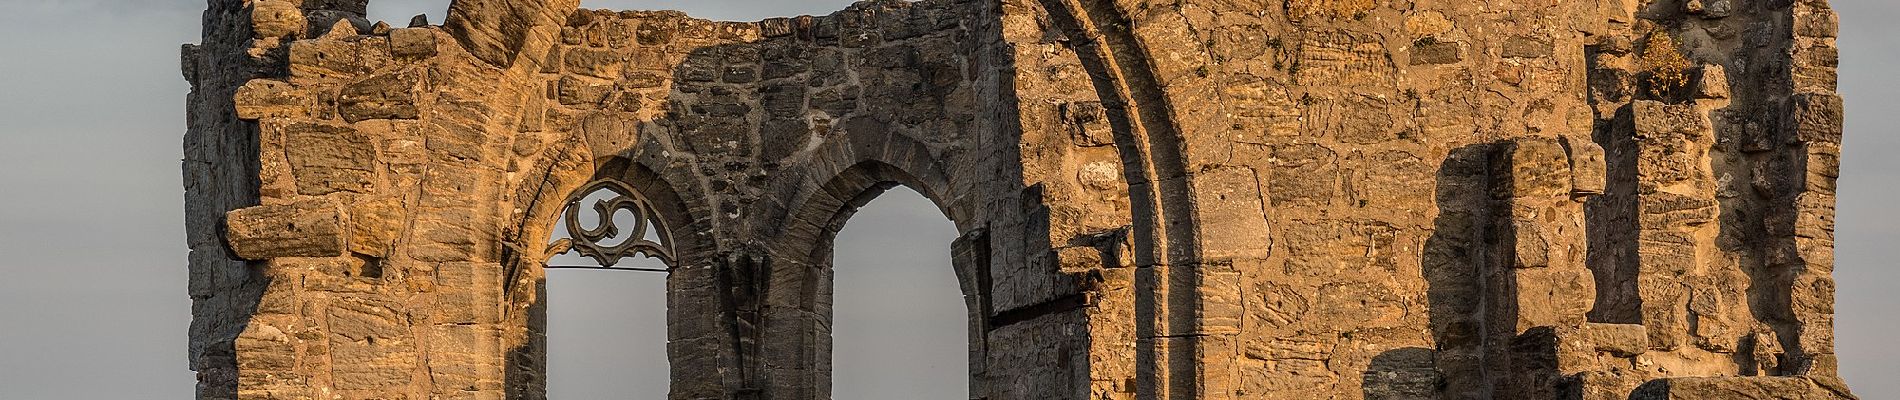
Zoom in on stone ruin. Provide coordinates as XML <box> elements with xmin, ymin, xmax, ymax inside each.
<box><xmin>180</xmin><ymin>0</ymin><xmax>1853</xmax><ymax>398</ymax></box>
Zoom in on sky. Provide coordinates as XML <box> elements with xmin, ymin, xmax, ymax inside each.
<box><xmin>0</xmin><ymin>0</ymin><xmax>1891</xmax><ymax>398</ymax></box>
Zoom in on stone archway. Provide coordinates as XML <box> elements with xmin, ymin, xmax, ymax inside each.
<box><xmin>506</xmin><ymin>155</ymin><xmax>721</xmax><ymax>398</ymax></box>
<box><xmin>758</xmin><ymin>157</ymin><xmax>975</xmax><ymax>399</ymax></box>
<box><xmin>188</xmin><ymin>0</ymin><xmax>1855</xmax><ymax>399</ymax></box>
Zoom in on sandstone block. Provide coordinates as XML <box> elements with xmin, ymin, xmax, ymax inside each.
<box><xmin>390</xmin><ymin>28</ymin><xmax>438</xmax><ymax>59</ymax></box>
<box><xmin>1697</xmin><ymin>64</ymin><xmax>1732</xmax><ymax>99</ymax></box>
<box><xmin>1564</xmin><ymin>136</ymin><xmax>1607</xmax><ymax>197</ymax></box>
<box><xmin>338</xmin><ymin>71</ymin><xmax>421</xmax><ymax>122</ymax></box>
<box><xmin>1193</xmin><ymin>166</ymin><xmax>1270</xmax><ymax>261</ymax></box>
<box><xmin>226</xmin><ymin>199</ymin><xmax>347</xmax><ymax>260</ymax></box>
<box><xmin>349</xmin><ymin>197</ymin><xmax>405</xmax><ymax>258</ymax></box>
<box><xmin>233</xmin><ymin>79</ymin><xmax>309</xmax><ymax>120</ymax></box>
<box><xmin>284</xmin><ymin>121</ymin><xmax>376</xmax><ymax>195</ymax></box>
<box><xmin>249</xmin><ymin>0</ymin><xmax>305</xmax><ymax>39</ymax></box>
<box><xmin>1411</xmin><ymin>39</ymin><xmax>1463</xmax><ymax>65</ymax></box>
<box><xmin>1575</xmin><ymin>323</ymin><xmax>1649</xmax><ymax>357</ymax></box>
<box><xmin>1630</xmin><ymin>377</ymin><xmax>1848</xmax><ymax>400</ymax></box>
<box><xmin>444</xmin><ymin>0</ymin><xmax>582</xmax><ymax>67</ymax></box>
<box><xmin>1502</xmin><ymin>36</ymin><xmax>1555</xmax><ymax>58</ymax></box>
<box><xmin>1502</xmin><ymin>138</ymin><xmax>1572</xmax><ymax>199</ymax></box>
<box><xmin>1792</xmin><ymin>93</ymin><xmax>1844</xmax><ymax>143</ymax></box>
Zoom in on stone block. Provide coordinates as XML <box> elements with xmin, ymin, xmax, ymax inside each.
<box><xmin>338</xmin><ymin>70</ymin><xmax>421</xmax><ymax>122</ymax></box>
<box><xmin>1574</xmin><ymin>323</ymin><xmax>1648</xmax><ymax>357</ymax></box>
<box><xmin>1267</xmin><ymin>144</ymin><xmax>1338</xmax><ymax>206</ymax></box>
<box><xmin>1060</xmin><ymin>101</ymin><xmax>1114</xmax><ymax>147</ymax></box>
<box><xmin>284</xmin><ymin>121</ymin><xmax>376</xmax><ymax>195</ymax></box>
<box><xmin>1697</xmin><ymin>64</ymin><xmax>1732</xmax><ymax>99</ymax></box>
<box><xmin>250</xmin><ymin>0</ymin><xmax>306</xmax><ymax>39</ymax></box>
<box><xmin>433</xmin><ymin>262</ymin><xmax>504</xmax><ymax>324</ymax></box>
<box><xmin>1792</xmin><ymin>93</ymin><xmax>1844</xmax><ymax>143</ymax></box>
<box><xmin>226</xmin><ymin>199</ymin><xmax>347</xmax><ymax>260</ymax></box>
<box><xmin>1630</xmin><ymin>377</ymin><xmax>1849</xmax><ymax>400</ymax></box>
<box><xmin>1503</xmin><ymin>138</ymin><xmax>1572</xmax><ymax>199</ymax></box>
<box><xmin>233</xmin><ymin>79</ymin><xmax>310</xmax><ymax>120</ymax></box>
<box><xmin>1192</xmin><ymin>166</ymin><xmax>1271</xmax><ymax>261</ymax></box>
<box><xmin>390</xmin><ymin>28</ymin><xmax>438</xmax><ymax>58</ymax></box>
<box><xmin>349</xmin><ymin>197</ymin><xmax>404</xmax><ymax>258</ymax></box>
<box><xmin>1363</xmin><ymin>348</ymin><xmax>1442</xmax><ymax>400</ymax></box>
<box><xmin>1411</xmin><ymin>39</ymin><xmax>1463</xmax><ymax>65</ymax></box>
<box><xmin>443</xmin><ymin>0</ymin><xmax>581</xmax><ymax>67</ymax></box>
<box><xmin>429</xmin><ymin>324</ymin><xmax>504</xmax><ymax>393</ymax></box>
<box><xmin>1502</xmin><ymin>36</ymin><xmax>1555</xmax><ymax>58</ymax></box>
<box><xmin>1563</xmin><ymin>136</ymin><xmax>1607</xmax><ymax>197</ymax></box>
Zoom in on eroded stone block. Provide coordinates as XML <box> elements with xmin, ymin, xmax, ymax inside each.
<box><xmin>226</xmin><ymin>199</ymin><xmax>347</xmax><ymax>260</ymax></box>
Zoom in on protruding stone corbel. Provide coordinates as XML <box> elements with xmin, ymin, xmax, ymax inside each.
<box><xmin>225</xmin><ymin>199</ymin><xmax>349</xmax><ymax>260</ymax></box>
<box><xmin>233</xmin><ymin>79</ymin><xmax>309</xmax><ymax>120</ymax></box>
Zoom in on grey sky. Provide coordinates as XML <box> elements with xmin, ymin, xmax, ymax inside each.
<box><xmin>0</xmin><ymin>0</ymin><xmax>1890</xmax><ymax>398</ymax></box>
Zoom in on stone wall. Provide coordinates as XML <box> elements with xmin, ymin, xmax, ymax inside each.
<box><xmin>182</xmin><ymin>0</ymin><xmax>1853</xmax><ymax>398</ymax></box>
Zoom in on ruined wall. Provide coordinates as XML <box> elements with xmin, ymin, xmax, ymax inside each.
<box><xmin>183</xmin><ymin>0</ymin><xmax>1851</xmax><ymax>399</ymax></box>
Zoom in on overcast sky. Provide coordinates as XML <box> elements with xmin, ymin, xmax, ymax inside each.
<box><xmin>0</xmin><ymin>0</ymin><xmax>1891</xmax><ymax>398</ymax></box>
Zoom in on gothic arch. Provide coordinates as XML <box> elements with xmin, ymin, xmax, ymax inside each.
<box><xmin>190</xmin><ymin>0</ymin><xmax>1854</xmax><ymax>398</ymax></box>
<box><xmin>503</xmin><ymin>144</ymin><xmax>726</xmax><ymax>396</ymax></box>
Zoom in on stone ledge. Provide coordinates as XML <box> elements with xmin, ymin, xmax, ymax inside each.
<box><xmin>1629</xmin><ymin>376</ymin><xmax>1855</xmax><ymax>400</ymax></box>
<box><xmin>225</xmin><ymin>199</ymin><xmax>348</xmax><ymax>260</ymax></box>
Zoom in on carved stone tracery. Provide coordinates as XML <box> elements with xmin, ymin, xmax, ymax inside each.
<box><xmin>557</xmin><ymin>178</ymin><xmax>674</xmax><ymax>268</ymax></box>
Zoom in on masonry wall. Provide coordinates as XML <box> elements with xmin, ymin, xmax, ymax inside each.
<box><xmin>185</xmin><ymin>0</ymin><xmax>1851</xmax><ymax>399</ymax></box>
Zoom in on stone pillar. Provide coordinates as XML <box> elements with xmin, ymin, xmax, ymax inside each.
<box><xmin>1774</xmin><ymin>0</ymin><xmax>1845</xmax><ymax>379</ymax></box>
<box><xmin>1631</xmin><ymin>100</ymin><xmax>1721</xmax><ymax>352</ymax></box>
<box><xmin>1484</xmin><ymin>137</ymin><xmax>1604</xmax><ymax>398</ymax></box>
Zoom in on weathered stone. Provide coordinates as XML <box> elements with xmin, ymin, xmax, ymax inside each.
<box><xmin>1061</xmin><ymin>101</ymin><xmax>1114</xmax><ymax>147</ymax></box>
<box><xmin>349</xmin><ymin>197</ymin><xmax>404</xmax><ymax>258</ymax></box>
<box><xmin>225</xmin><ymin>199</ymin><xmax>347</xmax><ymax>260</ymax></box>
<box><xmin>1504</xmin><ymin>138</ymin><xmax>1572</xmax><ymax>199</ymax></box>
<box><xmin>1697</xmin><ymin>64</ymin><xmax>1732</xmax><ymax>99</ymax></box>
<box><xmin>1411</xmin><ymin>39</ymin><xmax>1464</xmax><ymax>65</ymax></box>
<box><xmin>284</xmin><ymin>121</ymin><xmax>376</xmax><ymax>195</ymax></box>
<box><xmin>1193</xmin><ymin>166</ymin><xmax>1270</xmax><ymax>261</ymax></box>
<box><xmin>443</xmin><ymin>0</ymin><xmax>581</xmax><ymax>68</ymax></box>
<box><xmin>338</xmin><ymin>71</ymin><xmax>421</xmax><ymax>122</ymax></box>
<box><xmin>181</xmin><ymin>0</ymin><xmax>1858</xmax><ymax>398</ymax></box>
<box><xmin>250</xmin><ymin>0</ymin><xmax>305</xmax><ymax>39</ymax></box>
<box><xmin>1576</xmin><ymin>323</ymin><xmax>1649</xmax><ymax>357</ymax></box>
<box><xmin>390</xmin><ymin>28</ymin><xmax>437</xmax><ymax>59</ymax></box>
<box><xmin>1564</xmin><ymin>136</ymin><xmax>1607</xmax><ymax>197</ymax></box>
<box><xmin>1631</xmin><ymin>377</ymin><xmax>1846</xmax><ymax>400</ymax></box>
<box><xmin>1793</xmin><ymin>93</ymin><xmax>1845</xmax><ymax>143</ymax></box>
<box><xmin>233</xmin><ymin>79</ymin><xmax>309</xmax><ymax>120</ymax></box>
<box><xmin>1502</xmin><ymin>36</ymin><xmax>1555</xmax><ymax>58</ymax></box>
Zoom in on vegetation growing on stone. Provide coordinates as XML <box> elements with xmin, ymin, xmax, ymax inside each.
<box><xmin>1643</xmin><ymin>30</ymin><xmax>1695</xmax><ymax>90</ymax></box>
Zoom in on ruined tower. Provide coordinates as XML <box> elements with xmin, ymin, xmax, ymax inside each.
<box><xmin>182</xmin><ymin>0</ymin><xmax>1852</xmax><ymax>398</ymax></box>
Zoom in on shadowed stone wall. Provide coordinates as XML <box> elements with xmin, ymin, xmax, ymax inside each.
<box><xmin>181</xmin><ymin>0</ymin><xmax>1852</xmax><ymax>398</ymax></box>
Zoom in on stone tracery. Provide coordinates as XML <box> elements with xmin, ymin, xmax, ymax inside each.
<box><xmin>555</xmin><ymin>177</ymin><xmax>676</xmax><ymax>268</ymax></box>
